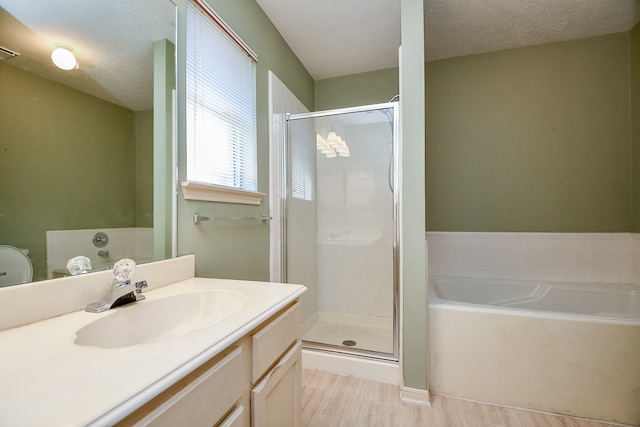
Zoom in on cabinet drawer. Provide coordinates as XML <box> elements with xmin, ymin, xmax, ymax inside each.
<box><xmin>252</xmin><ymin>302</ymin><xmax>300</xmax><ymax>383</ymax></box>
<box><xmin>118</xmin><ymin>346</ymin><xmax>244</xmax><ymax>427</ymax></box>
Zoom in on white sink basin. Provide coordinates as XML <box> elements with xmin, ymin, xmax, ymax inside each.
<box><xmin>75</xmin><ymin>289</ymin><xmax>248</xmax><ymax>348</ymax></box>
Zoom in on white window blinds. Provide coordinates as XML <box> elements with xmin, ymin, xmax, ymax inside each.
<box><xmin>291</xmin><ymin>139</ymin><xmax>314</xmax><ymax>201</ymax></box>
<box><xmin>186</xmin><ymin>0</ymin><xmax>257</xmax><ymax>192</ymax></box>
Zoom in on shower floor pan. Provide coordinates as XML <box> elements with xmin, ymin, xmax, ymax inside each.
<box><xmin>302</xmin><ymin>310</ymin><xmax>394</xmax><ymax>355</ymax></box>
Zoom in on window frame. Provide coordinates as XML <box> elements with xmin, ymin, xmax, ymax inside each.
<box><xmin>182</xmin><ymin>0</ymin><xmax>263</xmax><ymax>205</ymax></box>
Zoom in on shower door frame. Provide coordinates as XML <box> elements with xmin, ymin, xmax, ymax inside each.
<box><xmin>282</xmin><ymin>102</ymin><xmax>400</xmax><ymax>362</ymax></box>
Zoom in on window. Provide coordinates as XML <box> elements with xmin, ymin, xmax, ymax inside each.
<box><xmin>290</xmin><ymin>130</ymin><xmax>314</xmax><ymax>201</ymax></box>
<box><xmin>291</xmin><ymin>154</ymin><xmax>313</xmax><ymax>201</ymax></box>
<box><xmin>185</xmin><ymin>0</ymin><xmax>258</xmax><ymax>201</ymax></box>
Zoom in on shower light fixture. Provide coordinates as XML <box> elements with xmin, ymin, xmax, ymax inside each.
<box><xmin>51</xmin><ymin>44</ymin><xmax>77</xmax><ymax>70</ymax></box>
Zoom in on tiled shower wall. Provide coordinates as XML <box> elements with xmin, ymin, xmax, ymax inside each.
<box><xmin>316</xmin><ymin>123</ymin><xmax>394</xmax><ymax>318</ymax></box>
<box><xmin>427</xmin><ymin>232</ymin><xmax>640</xmax><ymax>285</ymax></box>
<box><xmin>269</xmin><ymin>72</ymin><xmax>396</xmax><ymax>321</ymax></box>
<box><xmin>268</xmin><ymin>71</ymin><xmax>309</xmax><ymax>283</ymax></box>
<box><xmin>268</xmin><ymin>72</ymin><xmax>318</xmax><ymax>323</ymax></box>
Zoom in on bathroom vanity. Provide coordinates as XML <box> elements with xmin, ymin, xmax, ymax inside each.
<box><xmin>0</xmin><ymin>255</ymin><xmax>306</xmax><ymax>426</ymax></box>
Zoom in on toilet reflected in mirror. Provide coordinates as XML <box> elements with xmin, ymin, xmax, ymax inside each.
<box><xmin>0</xmin><ymin>245</ymin><xmax>33</xmax><ymax>288</ymax></box>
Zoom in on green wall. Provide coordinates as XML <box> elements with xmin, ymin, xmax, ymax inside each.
<box><xmin>314</xmin><ymin>67</ymin><xmax>399</xmax><ymax>110</ymax></box>
<box><xmin>0</xmin><ymin>62</ymin><xmax>153</xmax><ymax>280</ymax></box>
<box><xmin>400</xmin><ymin>0</ymin><xmax>427</xmax><ymax>392</ymax></box>
<box><xmin>425</xmin><ymin>33</ymin><xmax>633</xmax><ymax>232</ymax></box>
<box><xmin>632</xmin><ymin>24</ymin><xmax>640</xmax><ymax>232</ymax></box>
<box><xmin>153</xmin><ymin>38</ymin><xmax>176</xmax><ymax>260</ymax></box>
<box><xmin>175</xmin><ymin>0</ymin><xmax>314</xmax><ymax>281</ymax></box>
<box><xmin>136</xmin><ymin>109</ymin><xmax>155</xmax><ymax>228</ymax></box>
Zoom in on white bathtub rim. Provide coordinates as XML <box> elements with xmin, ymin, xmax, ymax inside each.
<box><xmin>428</xmin><ymin>301</ymin><xmax>640</xmax><ymax>325</ymax></box>
<box><xmin>429</xmin><ymin>275</ymin><xmax>640</xmax><ymax>292</ymax></box>
<box><xmin>428</xmin><ymin>276</ymin><xmax>640</xmax><ymax>323</ymax></box>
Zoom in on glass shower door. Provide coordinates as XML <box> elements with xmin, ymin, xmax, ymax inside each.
<box><xmin>285</xmin><ymin>103</ymin><xmax>398</xmax><ymax>360</ymax></box>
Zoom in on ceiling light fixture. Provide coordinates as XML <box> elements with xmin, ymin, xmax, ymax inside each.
<box><xmin>51</xmin><ymin>43</ymin><xmax>77</xmax><ymax>70</ymax></box>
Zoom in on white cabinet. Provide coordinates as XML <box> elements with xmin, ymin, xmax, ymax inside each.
<box><xmin>116</xmin><ymin>345</ymin><xmax>245</xmax><ymax>427</ymax></box>
<box><xmin>251</xmin><ymin>302</ymin><xmax>300</xmax><ymax>382</ymax></box>
<box><xmin>219</xmin><ymin>405</ymin><xmax>245</xmax><ymax>427</ymax></box>
<box><xmin>251</xmin><ymin>341</ymin><xmax>302</xmax><ymax>427</ymax></box>
<box><xmin>117</xmin><ymin>300</ymin><xmax>301</xmax><ymax>427</ymax></box>
<box><xmin>250</xmin><ymin>302</ymin><xmax>301</xmax><ymax>427</ymax></box>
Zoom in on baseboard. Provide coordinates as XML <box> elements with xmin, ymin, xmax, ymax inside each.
<box><xmin>400</xmin><ymin>386</ymin><xmax>431</xmax><ymax>407</ymax></box>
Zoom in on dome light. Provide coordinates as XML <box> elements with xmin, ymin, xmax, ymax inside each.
<box><xmin>51</xmin><ymin>44</ymin><xmax>77</xmax><ymax>70</ymax></box>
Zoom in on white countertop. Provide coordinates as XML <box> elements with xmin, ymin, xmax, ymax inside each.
<box><xmin>0</xmin><ymin>277</ymin><xmax>305</xmax><ymax>426</ymax></box>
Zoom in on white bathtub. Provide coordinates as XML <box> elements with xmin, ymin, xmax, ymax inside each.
<box><xmin>428</xmin><ymin>277</ymin><xmax>640</xmax><ymax>426</ymax></box>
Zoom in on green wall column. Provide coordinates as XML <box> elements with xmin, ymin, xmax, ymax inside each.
<box><xmin>153</xmin><ymin>38</ymin><xmax>176</xmax><ymax>260</ymax></box>
<box><xmin>400</xmin><ymin>0</ymin><xmax>427</xmax><ymax>391</ymax></box>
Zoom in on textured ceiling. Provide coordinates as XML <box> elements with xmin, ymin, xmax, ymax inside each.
<box><xmin>2</xmin><ymin>1</ymin><xmax>638</xmax><ymax>106</ymax></box>
<box><xmin>0</xmin><ymin>0</ymin><xmax>175</xmax><ymax>111</ymax></box>
<box><xmin>256</xmin><ymin>0</ymin><xmax>401</xmax><ymax>80</ymax></box>
<box><xmin>257</xmin><ymin>0</ymin><xmax>640</xmax><ymax>80</ymax></box>
<box><xmin>426</xmin><ymin>0</ymin><xmax>640</xmax><ymax>61</ymax></box>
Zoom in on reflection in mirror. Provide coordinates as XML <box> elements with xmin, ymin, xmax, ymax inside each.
<box><xmin>0</xmin><ymin>0</ymin><xmax>176</xmax><ymax>286</ymax></box>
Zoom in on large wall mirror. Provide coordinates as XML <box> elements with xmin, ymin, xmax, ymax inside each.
<box><xmin>0</xmin><ymin>0</ymin><xmax>176</xmax><ymax>286</ymax></box>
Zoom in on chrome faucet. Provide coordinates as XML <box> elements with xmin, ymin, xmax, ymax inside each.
<box><xmin>85</xmin><ymin>259</ymin><xmax>148</xmax><ymax>313</ymax></box>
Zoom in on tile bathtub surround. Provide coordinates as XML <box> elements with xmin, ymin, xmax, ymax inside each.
<box><xmin>426</xmin><ymin>232</ymin><xmax>640</xmax><ymax>284</ymax></box>
<box><xmin>635</xmin><ymin>234</ymin><xmax>640</xmax><ymax>285</ymax></box>
<box><xmin>45</xmin><ymin>227</ymin><xmax>153</xmax><ymax>278</ymax></box>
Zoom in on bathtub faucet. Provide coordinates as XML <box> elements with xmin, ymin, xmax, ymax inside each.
<box><xmin>85</xmin><ymin>259</ymin><xmax>147</xmax><ymax>313</ymax></box>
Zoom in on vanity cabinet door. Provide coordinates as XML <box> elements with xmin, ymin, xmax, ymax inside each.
<box><xmin>251</xmin><ymin>341</ymin><xmax>302</xmax><ymax>427</ymax></box>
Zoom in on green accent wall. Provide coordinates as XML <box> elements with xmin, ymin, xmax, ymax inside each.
<box><xmin>153</xmin><ymin>38</ymin><xmax>176</xmax><ymax>260</ymax></box>
<box><xmin>426</xmin><ymin>33</ymin><xmax>633</xmax><ymax>232</ymax></box>
<box><xmin>400</xmin><ymin>0</ymin><xmax>427</xmax><ymax>392</ymax></box>
<box><xmin>0</xmin><ymin>62</ymin><xmax>152</xmax><ymax>281</ymax></box>
<box><xmin>314</xmin><ymin>67</ymin><xmax>399</xmax><ymax>110</ymax></box>
<box><xmin>136</xmin><ymin>109</ymin><xmax>154</xmax><ymax>228</ymax></box>
<box><xmin>632</xmin><ymin>24</ymin><xmax>640</xmax><ymax>232</ymax></box>
<box><xmin>175</xmin><ymin>0</ymin><xmax>314</xmax><ymax>281</ymax></box>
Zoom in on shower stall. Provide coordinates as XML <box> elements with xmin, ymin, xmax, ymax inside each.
<box><xmin>282</xmin><ymin>102</ymin><xmax>399</xmax><ymax>361</ymax></box>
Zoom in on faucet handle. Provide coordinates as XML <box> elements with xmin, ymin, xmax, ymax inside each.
<box><xmin>135</xmin><ymin>280</ymin><xmax>148</xmax><ymax>294</ymax></box>
<box><xmin>113</xmin><ymin>258</ymin><xmax>136</xmax><ymax>282</ymax></box>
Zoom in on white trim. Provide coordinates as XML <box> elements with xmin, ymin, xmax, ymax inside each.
<box><xmin>302</xmin><ymin>349</ymin><xmax>400</xmax><ymax>386</ymax></box>
<box><xmin>400</xmin><ymin>386</ymin><xmax>431</xmax><ymax>407</ymax></box>
<box><xmin>180</xmin><ymin>181</ymin><xmax>264</xmax><ymax>205</ymax></box>
<box><xmin>193</xmin><ymin>0</ymin><xmax>257</xmax><ymax>62</ymax></box>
